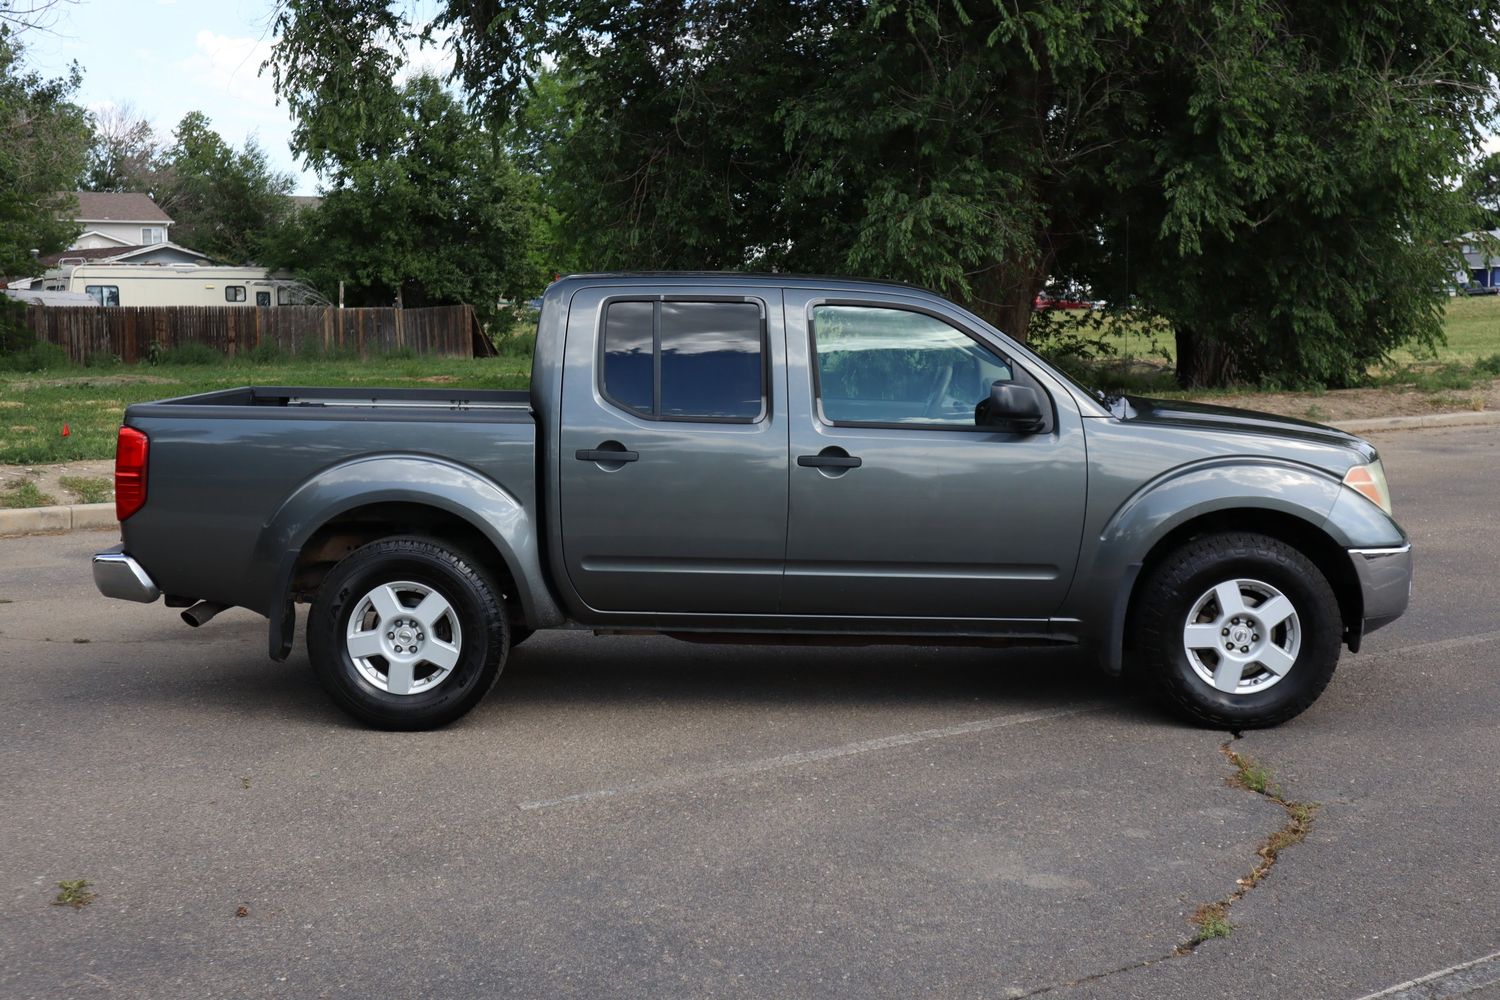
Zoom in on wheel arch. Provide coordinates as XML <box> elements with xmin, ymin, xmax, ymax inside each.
<box><xmin>257</xmin><ymin>456</ymin><xmax>564</xmax><ymax>660</ymax></box>
<box><xmin>1122</xmin><ymin>509</ymin><xmax>1362</xmax><ymax>663</ymax></box>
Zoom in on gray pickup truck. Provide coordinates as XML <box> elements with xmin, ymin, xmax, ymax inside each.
<box><xmin>93</xmin><ymin>273</ymin><xmax>1412</xmax><ymax>730</ymax></box>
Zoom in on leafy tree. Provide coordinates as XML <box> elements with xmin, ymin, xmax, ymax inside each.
<box><xmin>269</xmin><ymin>0</ymin><xmax>1500</xmax><ymax>386</ymax></box>
<box><xmin>0</xmin><ymin>25</ymin><xmax>88</xmax><ymax>278</ymax></box>
<box><xmin>265</xmin><ymin>75</ymin><xmax>537</xmax><ymax>318</ymax></box>
<box><xmin>1465</xmin><ymin>152</ymin><xmax>1500</xmax><ymax>233</ymax></box>
<box><xmin>81</xmin><ymin>103</ymin><xmax>166</xmax><ymax>194</ymax></box>
<box><xmin>158</xmin><ymin>112</ymin><xmax>295</xmax><ymax>264</ymax></box>
<box><xmin>1059</xmin><ymin>2</ymin><xmax>1497</xmax><ymax>386</ymax></box>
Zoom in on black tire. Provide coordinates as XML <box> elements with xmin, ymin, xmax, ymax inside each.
<box><xmin>1131</xmin><ymin>531</ymin><xmax>1341</xmax><ymax>729</ymax></box>
<box><xmin>307</xmin><ymin>537</ymin><xmax>508</xmax><ymax>730</ymax></box>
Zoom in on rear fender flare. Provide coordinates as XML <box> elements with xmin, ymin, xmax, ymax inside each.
<box><xmin>255</xmin><ymin>455</ymin><xmax>562</xmax><ymax>660</ymax></box>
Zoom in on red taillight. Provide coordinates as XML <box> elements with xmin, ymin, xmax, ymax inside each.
<box><xmin>115</xmin><ymin>427</ymin><xmax>148</xmax><ymax>521</ymax></box>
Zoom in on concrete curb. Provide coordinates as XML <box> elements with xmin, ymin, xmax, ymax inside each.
<box><xmin>1</xmin><ymin>411</ymin><xmax>1494</xmax><ymax>539</ymax></box>
<box><xmin>0</xmin><ymin>503</ymin><xmax>116</xmax><ymax>538</ymax></box>
<box><xmin>1335</xmin><ymin>410</ymin><xmax>1500</xmax><ymax>434</ymax></box>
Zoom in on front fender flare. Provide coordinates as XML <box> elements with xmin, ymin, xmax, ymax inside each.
<box><xmin>1065</xmin><ymin>459</ymin><xmax>1344</xmax><ymax>675</ymax></box>
<box><xmin>253</xmin><ymin>455</ymin><xmax>563</xmax><ymax>660</ymax></box>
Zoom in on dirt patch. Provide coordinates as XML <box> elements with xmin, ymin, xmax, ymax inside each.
<box><xmin>0</xmin><ymin>459</ymin><xmax>115</xmax><ymax>506</ymax></box>
<box><xmin>11</xmin><ymin>374</ymin><xmax>178</xmax><ymax>391</ymax></box>
<box><xmin>1187</xmin><ymin>379</ymin><xmax>1499</xmax><ymax>424</ymax></box>
<box><xmin>416</xmin><ymin>375</ymin><xmax>461</xmax><ymax>384</ymax></box>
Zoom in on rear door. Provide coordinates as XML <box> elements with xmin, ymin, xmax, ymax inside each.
<box><xmin>558</xmin><ymin>283</ymin><xmax>788</xmax><ymax>614</ymax></box>
<box><xmin>781</xmin><ymin>289</ymin><xmax>1087</xmax><ymax>621</ymax></box>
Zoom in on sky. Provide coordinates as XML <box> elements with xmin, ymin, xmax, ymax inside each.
<box><xmin>17</xmin><ymin>0</ymin><xmax>453</xmax><ymax>195</ymax></box>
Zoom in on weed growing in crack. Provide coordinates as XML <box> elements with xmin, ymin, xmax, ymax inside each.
<box><xmin>1190</xmin><ymin>903</ymin><xmax>1233</xmax><ymax>943</ymax></box>
<box><xmin>1226</xmin><ymin>749</ymin><xmax>1275</xmax><ymax>795</ymax></box>
<box><xmin>53</xmin><ymin>879</ymin><xmax>96</xmax><ymax>908</ymax></box>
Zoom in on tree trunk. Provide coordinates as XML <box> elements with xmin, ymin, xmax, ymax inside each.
<box><xmin>1174</xmin><ymin>328</ymin><xmax>1240</xmax><ymax>388</ymax></box>
<box><xmin>959</xmin><ymin>263</ymin><xmax>1045</xmax><ymax>344</ymax></box>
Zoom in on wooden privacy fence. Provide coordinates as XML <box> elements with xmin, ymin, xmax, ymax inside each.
<box><xmin>25</xmin><ymin>304</ymin><xmax>496</xmax><ymax>364</ymax></box>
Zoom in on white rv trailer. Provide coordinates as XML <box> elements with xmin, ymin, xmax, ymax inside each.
<box><xmin>38</xmin><ymin>262</ymin><xmax>323</xmax><ymax>308</ymax></box>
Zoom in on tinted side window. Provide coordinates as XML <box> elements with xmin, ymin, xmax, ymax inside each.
<box><xmin>660</xmin><ymin>302</ymin><xmax>763</xmax><ymax>420</ymax></box>
<box><xmin>600</xmin><ymin>300</ymin><xmax>765</xmax><ymax>422</ymax></box>
<box><xmin>602</xmin><ymin>301</ymin><xmax>654</xmax><ymax>415</ymax></box>
<box><xmin>811</xmin><ymin>305</ymin><xmax>1012</xmax><ymax>428</ymax></box>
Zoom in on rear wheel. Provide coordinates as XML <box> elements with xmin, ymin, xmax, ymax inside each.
<box><xmin>1132</xmin><ymin>531</ymin><xmax>1341</xmax><ymax>728</ymax></box>
<box><xmin>307</xmin><ymin>537</ymin><xmax>507</xmax><ymax>730</ymax></box>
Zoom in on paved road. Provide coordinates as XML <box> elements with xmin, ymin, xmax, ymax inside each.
<box><xmin>0</xmin><ymin>424</ymin><xmax>1496</xmax><ymax>1000</ymax></box>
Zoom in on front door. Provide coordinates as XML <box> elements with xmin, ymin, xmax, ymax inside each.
<box><xmin>781</xmin><ymin>290</ymin><xmax>1087</xmax><ymax>622</ymax></box>
<box><xmin>558</xmin><ymin>283</ymin><xmax>788</xmax><ymax>615</ymax></box>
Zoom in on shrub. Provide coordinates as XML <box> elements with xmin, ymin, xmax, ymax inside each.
<box><xmin>158</xmin><ymin>342</ymin><xmax>223</xmax><ymax>366</ymax></box>
<box><xmin>247</xmin><ymin>342</ymin><xmax>284</xmax><ymax>364</ymax></box>
<box><xmin>0</xmin><ymin>341</ymin><xmax>70</xmax><ymax>372</ymax></box>
<box><xmin>0</xmin><ymin>296</ymin><xmax>34</xmax><ymax>355</ymax></box>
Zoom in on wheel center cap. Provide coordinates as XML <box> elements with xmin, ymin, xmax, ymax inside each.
<box><xmin>1231</xmin><ymin>625</ymin><xmax>1252</xmax><ymax>645</ymax></box>
<box><xmin>396</xmin><ymin>628</ymin><xmax>415</xmax><ymax>645</ymax></box>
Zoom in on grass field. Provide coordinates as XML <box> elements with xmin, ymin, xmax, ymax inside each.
<box><xmin>2</xmin><ymin>297</ymin><xmax>1498</xmax><ymax>467</ymax></box>
<box><xmin>0</xmin><ymin>353</ymin><xmax>532</xmax><ymax>465</ymax></box>
<box><xmin>1036</xmin><ymin>293</ymin><xmax>1500</xmax><ymax>366</ymax></box>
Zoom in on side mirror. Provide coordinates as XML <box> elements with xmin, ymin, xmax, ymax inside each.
<box><xmin>977</xmin><ymin>381</ymin><xmax>1045</xmax><ymax>432</ymax></box>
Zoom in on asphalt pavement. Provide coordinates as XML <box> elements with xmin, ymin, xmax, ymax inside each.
<box><xmin>0</xmin><ymin>424</ymin><xmax>1496</xmax><ymax>1000</ymax></box>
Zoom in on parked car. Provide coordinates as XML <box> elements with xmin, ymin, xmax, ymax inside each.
<box><xmin>94</xmin><ymin>273</ymin><xmax>1411</xmax><ymax>730</ymax></box>
<box><xmin>1033</xmin><ymin>291</ymin><xmax>1097</xmax><ymax>310</ymax></box>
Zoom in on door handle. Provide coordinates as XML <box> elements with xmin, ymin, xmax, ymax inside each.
<box><xmin>576</xmin><ymin>447</ymin><xmax>639</xmax><ymax>463</ymax></box>
<box><xmin>797</xmin><ymin>453</ymin><xmax>861</xmax><ymax>469</ymax></box>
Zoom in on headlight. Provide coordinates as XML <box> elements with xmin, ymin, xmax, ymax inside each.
<box><xmin>1343</xmin><ymin>460</ymin><xmax>1392</xmax><ymax>516</ymax></box>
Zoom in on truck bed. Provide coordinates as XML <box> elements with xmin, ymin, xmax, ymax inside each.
<box><xmin>119</xmin><ymin>385</ymin><xmax>539</xmax><ymax>617</ymax></box>
<box><xmin>131</xmin><ymin>385</ymin><xmax>534</xmax><ymax>420</ymax></box>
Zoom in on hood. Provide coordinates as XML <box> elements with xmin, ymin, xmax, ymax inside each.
<box><xmin>1119</xmin><ymin>395</ymin><xmax>1375</xmax><ymax>457</ymax></box>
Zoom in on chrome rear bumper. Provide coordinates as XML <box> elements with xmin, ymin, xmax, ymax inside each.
<box><xmin>93</xmin><ymin>547</ymin><xmax>161</xmax><ymax>604</ymax></box>
<box><xmin>1350</xmin><ymin>543</ymin><xmax>1412</xmax><ymax>635</ymax></box>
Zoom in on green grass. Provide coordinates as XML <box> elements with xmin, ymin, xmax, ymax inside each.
<box><xmin>1</xmin><ymin>480</ymin><xmax>56</xmax><ymax>508</ymax></box>
<box><xmin>58</xmin><ymin>475</ymin><xmax>112</xmax><ymax>504</ymax></box>
<box><xmin>1396</xmin><ymin>294</ymin><xmax>1500</xmax><ymax>364</ymax></box>
<box><xmin>1044</xmin><ymin>293</ymin><xmax>1500</xmax><ymax>371</ymax></box>
<box><xmin>0</xmin><ymin>352</ymin><xmax>533</xmax><ymax>465</ymax></box>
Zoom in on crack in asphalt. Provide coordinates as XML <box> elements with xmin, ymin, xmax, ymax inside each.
<box><xmin>1176</xmin><ymin>738</ymin><xmax>1317</xmax><ymax>952</ymax></box>
<box><xmin>1011</xmin><ymin>734</ymin><xmax>1316</xmax><ymax>998</ymax></box>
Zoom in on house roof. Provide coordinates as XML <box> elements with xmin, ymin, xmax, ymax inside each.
<box><xmin>39</xmin><ymin>244</ymin><xmax>148</xmax><ymax>266</ymax></box>
<box><xmin>73</xmin><ymin>230</ymin><xmax>136</xmax><ymax>248</ymax></box>
<box><xmin>40</xmin><ymin>242</ymin><xmax>212</xmax><ymax>267</ymax></box>
<box><xmin>69</xmin><ymin>191</ymin><xmax>173</xmax><ymax>224</ymax></box>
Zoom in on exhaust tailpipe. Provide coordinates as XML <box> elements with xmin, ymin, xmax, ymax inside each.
<box><xmin>181</xmin><ymin>601</ymin><xmax>229</xmax><ymax>628</ymax></box>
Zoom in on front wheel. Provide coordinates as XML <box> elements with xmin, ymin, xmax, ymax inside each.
<box><xmin>307</xmin><ymin>537</ymin><xmax>508</xmax><ymax>730</ymax></box>
<box><xmin>1131</xmin><ymin>531</ymin><xmax>1342</xmax><ymax>728</ymax></box>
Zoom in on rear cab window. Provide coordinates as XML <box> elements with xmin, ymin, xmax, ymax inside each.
<box><xmin>601</xmin><ymin>299</ymin><xmax>767</xmax><ymax>422</ymax></box>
